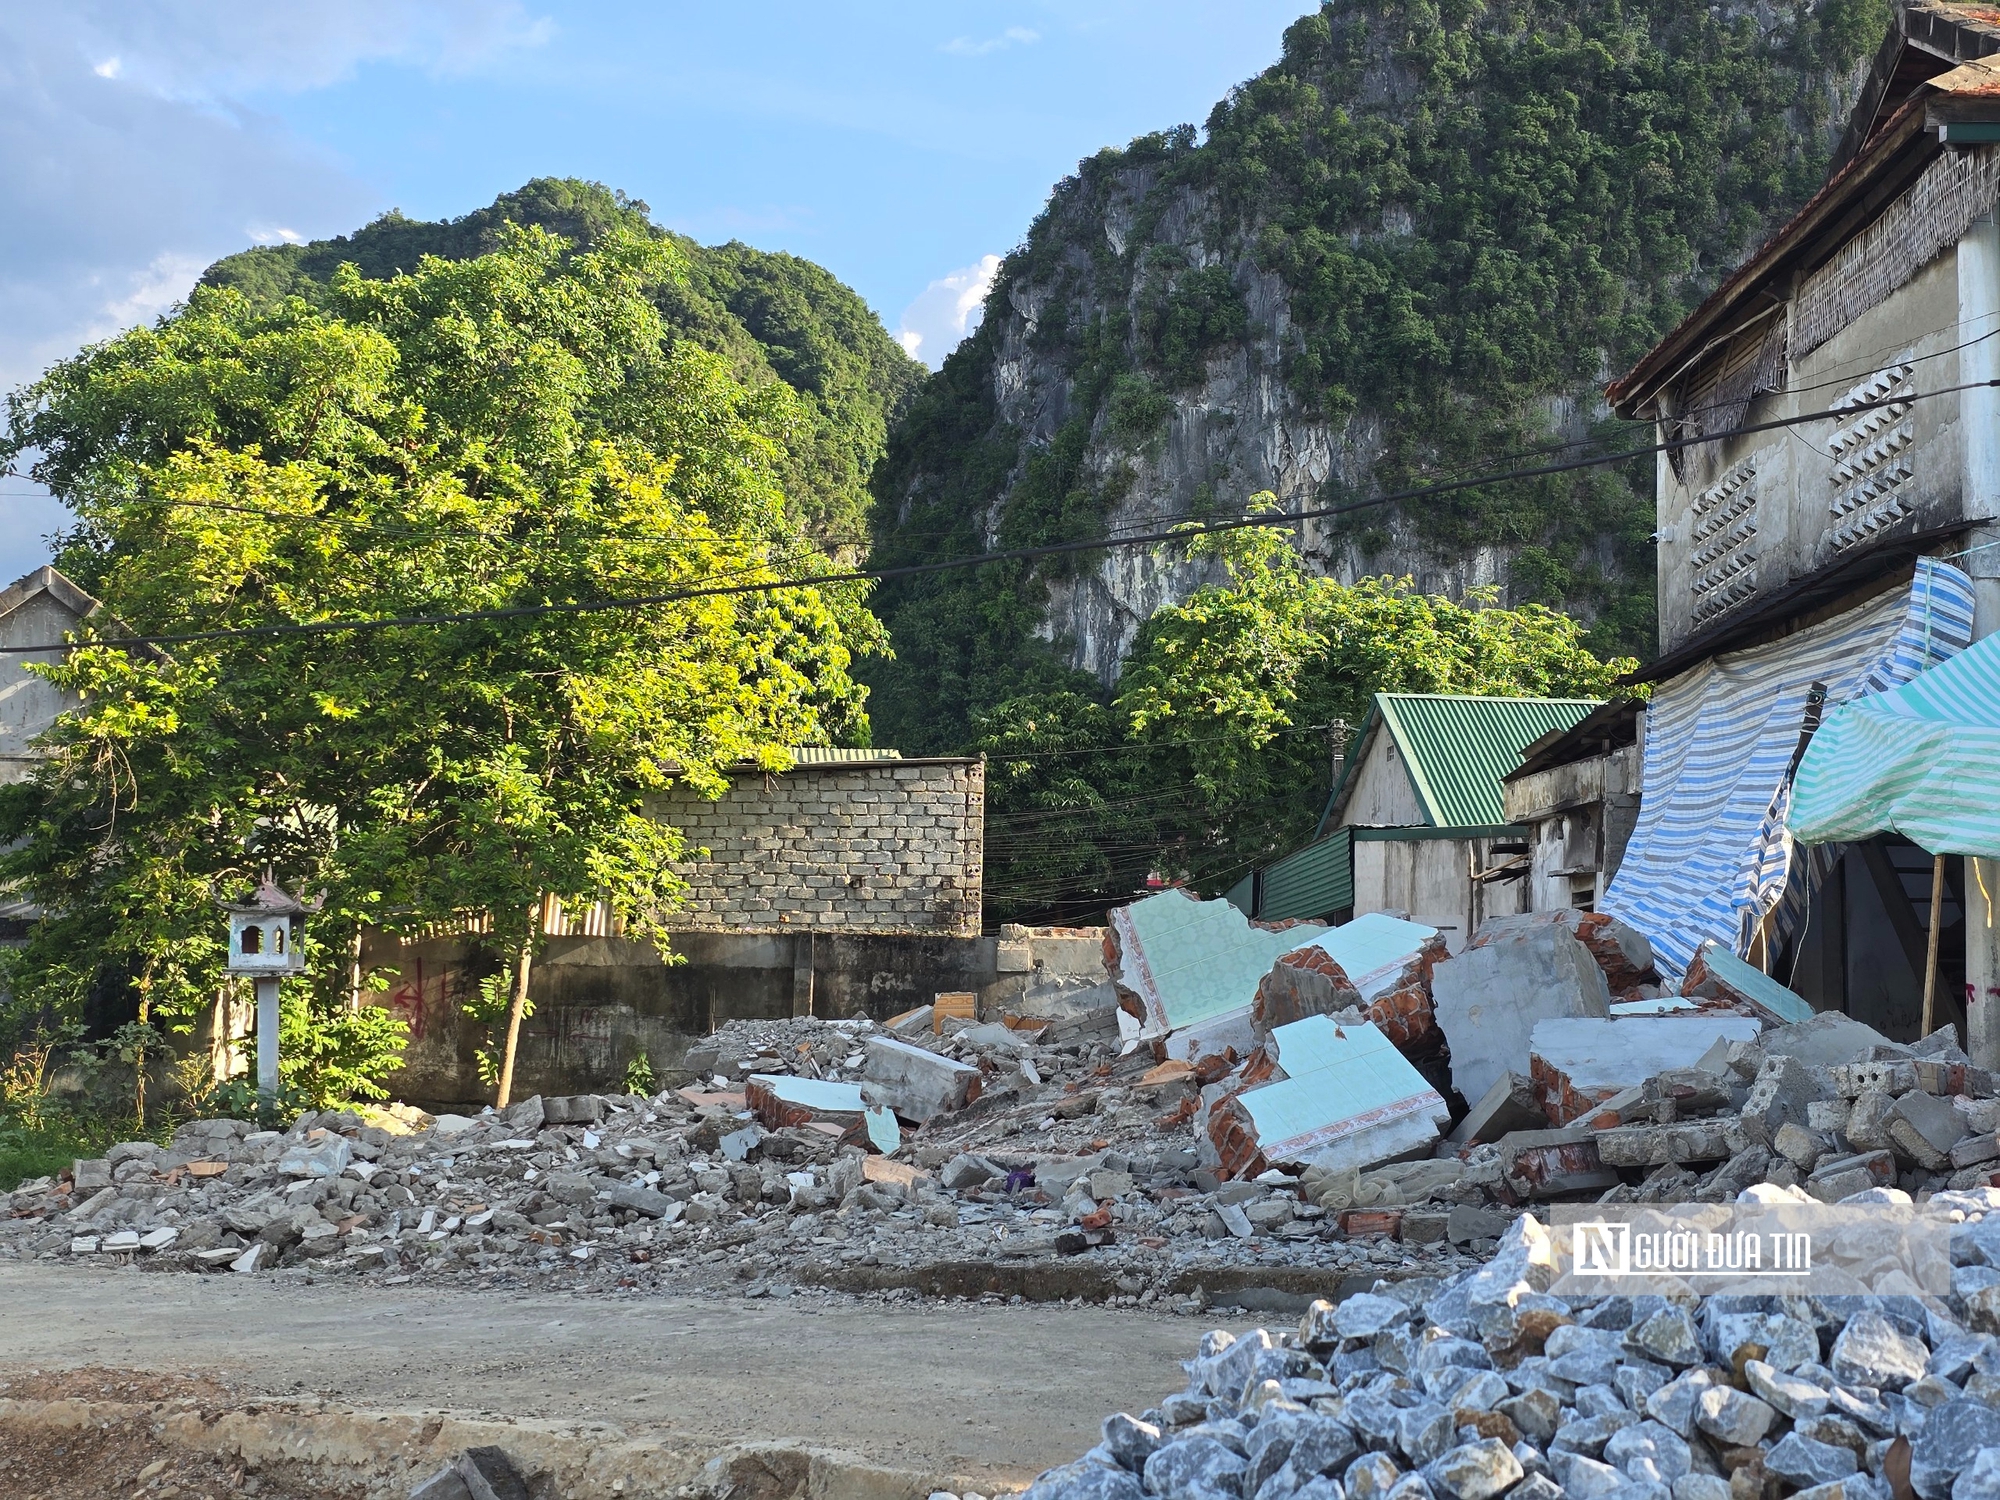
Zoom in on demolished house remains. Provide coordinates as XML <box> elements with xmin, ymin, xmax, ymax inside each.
<box><xmin>1603</xmin><ymin>0</ymin><xmax>2000</xmax><ymax>1062</ymax></box>
<box><xmin>1230</xmin><ymin>694</ymin><xmax>1600</xmax><ymax>941</ymax></box>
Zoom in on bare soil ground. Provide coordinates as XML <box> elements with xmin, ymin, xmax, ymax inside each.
<box><xmin>0</xmin><ymin>1369</ymin><xmax>351</xmax><ymax>1500</ymax></box>
<box><xmin>0</xmin><ymin>1262</ymin><xmax>1215</xmax><ymax>1491</ymax></box>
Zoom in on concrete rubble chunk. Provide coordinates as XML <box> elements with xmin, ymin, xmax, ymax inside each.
<box><xmin>70</xmin><ymin>1158</ymin><xmax>111</xmax><ymax>1192</ymax></box>
<box><xmin>1761</xmin><ymin>1010</ymin><xmax>1894</xmax><ymax>1069</ymax></box>
<box><xmin>501</xmin><ymin>1095</ymin><xmax>545</xmax><ymax>1133</ymax></box>
<box><xmin>1740</xmin><ymin>1054</ymin><xmax>1829</xmax><ymax>1150</ymax></box>
<box><xmin>541</xmin><ymin>1095</ymin><xmax>603</xmax><ymax>1125</ymax></box>
<box><xmin>1107</xmin><ymin>888</ymin><xmax>1330</xmax><ymax>1061</ymax></box>
<box><xmin>1891</xmin><ymin>1091</ymin><xmax>1969</xmax><ymax>1169</ymax></box>
<box><xmin>1679</xmin><ymin>940</ymin><xmax>1814</xmax><ymax>1024</ymax></box>
<box><xmin>1528</xmin><ymin>1016</ymin><xmax>1762</xmax><ymax>1125</ymax></box>
<box><xmin>278</xmin><ymin>1132</ymin><xmax>353</xmax><ymax>1179</ymax></box>
<box><xmin>1807</xmin><ymin>1149</ymin><xmax>1896</xmax><ymax>1203</ymax></box>
<box><xmin>1431</xmin><ymin>917</ymin><xmax>1612</xmax><ymax>1108</ymax></box>
<box><xmin>862</xmin><ymin>1035</ymin><xmax>981</xmax><ymax>1121</ymax></box>
<box><xmin>1254</xmin><ymin>913</ymin><xmax>1446</xmax><ymax>1050</ymax></box>
<box><xmin>1594</xmin><ymin>1120</ymin><xmax>1734</xmax><ymax>1168</ymax></box>
<box><xmin>1450</xmin><ymin>1072</ymin><xmax>1550</xmax><ymax>1146</ymax></box>
<box><xmin>1207</xmin><ymin>1017</ymin><xmax>1450</xmax><ymax>1179</ymax></box>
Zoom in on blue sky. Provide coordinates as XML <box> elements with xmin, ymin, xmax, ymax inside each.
<box><xmin>0</xmin><ymin>1</ymin><xmax>1311</xmax><ymax>581</ymax></box>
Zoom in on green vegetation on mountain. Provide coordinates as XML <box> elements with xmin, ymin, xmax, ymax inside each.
<box><xmin>867</xmin><ymin>0</ymin><xmax>1883</xmax><ymax>919</ymax></box>
<box><xmin>204</xmin><ymin>178</ymin><xmax>924</xmax><ymax>544</ymax></box>
<box><xmin>869</xmin><ymin>0</ymin><xmax>1884</xmax><ymax>740</ymax></box>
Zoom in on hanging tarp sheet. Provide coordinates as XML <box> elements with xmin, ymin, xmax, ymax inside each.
<box><xmin>1602</xmin><ymin>558</ymin><xmax>1974</xmax><ymax>981</ymax></box>
<box><xmin>1787</xmin><ymin>626</ymin><xmax>2000</xmax><ymax>856</ymax></box>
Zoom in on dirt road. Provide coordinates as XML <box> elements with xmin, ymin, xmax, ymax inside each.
<box><xmin>0</xmin><ymin>1264</ymin><xmax>1216</xmax><ymax>1487</ymax></box>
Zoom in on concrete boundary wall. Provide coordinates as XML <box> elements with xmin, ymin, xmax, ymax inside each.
<box><xmin>365</xmin><ymin>929</ymin><xmax>1005</xmax><ymax>1107</ymax></box>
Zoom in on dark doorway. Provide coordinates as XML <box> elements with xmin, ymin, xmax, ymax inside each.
<box><xmin>1780</xmin><ymin>838</ymin><xmax>1964</xmax><ymax>1042</ymax></box>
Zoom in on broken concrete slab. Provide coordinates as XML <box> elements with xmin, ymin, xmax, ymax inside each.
<box><xmin>1889</xmin><ymin>1090</ymin><xmax>1967</xmax><ymax>1169</ymax></box>
<box><xmin>1254</xmin><ymin>914</ymin><xmax>1447</xmax><ymax>1048</ymax></box>
<box><xmin>1450</xmin><ymin>1072</ymin><xmax>1548</xmax><ymax>1146</ymax></box>
<box><xmin>1761</xmin><ymin>1011</ymin><xmax>1893</xmax><ymax>1071</ymax></box>
<box><xmin>1680</xmin><ymin>940</ymin><xmax>1814</xmax><ymax>1025</ymax></box>
<box><xmin>1206</xmin><ymin>1017</ymin><xmax>1450</xmax><ymax>1179</ymax></box>
<box><xmin>1805</xmin><ymin>1149</ymin><xmax>1896</xmax><ymax>1202</ymax></box>
<box><xmin>1431</xmin><ymin>918</ymin><xmax>1612</xmax><ymax>1108</ymax></box>
<box><xmin>1526</xmin><ymin>1016</ymin><xmax>1761</xmax><ymax>1125</ymax></box>
<box><xmin>1495</xmin><ymin>1127</ymin><xmax>1619</xmax><ymax>1198</ymax></box>
<box><xmin>861</xmin><ymin>1035</ymin><xmax>981</xmax><ymax>1121</ymax></box>
<box><xmin>1106</xmin><ymin>887</ymin><xmax>1328</xmax><ymax>1048</ymax></box>
<box><xmin>1593</xmin><ymin>1119</ymin><xmax>1735</xmax><ymax>1167</ymax></box>
<box><xmin>745</xmin><ymin>1075</ymin><xmax>868</xmax><ymax>1133</ymax></box>
<box><xmin>541</xmin><ymin>1095</ymin><xmax>605</xmax><ymax>1126</ymax></box>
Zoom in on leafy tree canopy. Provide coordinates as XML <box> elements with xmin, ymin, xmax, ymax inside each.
<box><xmin>0</xmin><ymin>223</ymin><xmax>883</xmax><ymax>1088</ymax></box>
<box><xmin>203</xmin><ymin>177</ymin><xmax>926</xmax><ymax>546</ymax></box>
<box><xmin>979</xmin><ymin>514</ymin><xmax>1634</xmax><ymax>923</ymax></box>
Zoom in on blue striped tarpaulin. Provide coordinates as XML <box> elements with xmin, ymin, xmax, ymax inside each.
<box><xmin>1602</xmin><ymin>558</ymin><xmax>1975</xmax><ymax>981</ymax></box>
<box><xmin>1788</xmin><ymin>623</ymin><xmax>2000</xmax><ymax>856</ymax></box>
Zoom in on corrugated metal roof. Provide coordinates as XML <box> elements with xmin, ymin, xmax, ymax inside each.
<box><xmin>1376</xmin><ymin>694</ymin><xmax>1601</xmax><ymax>827</ymax></box>
<box><xmin>1258</xmin><ymin>827</ymin><xmax>1354</xmax><ymax>922</ymax></box>
<box><xmin>786</xmin><ymin>747</ymin><xmax>902</xmax><ymax>765</ymax></box>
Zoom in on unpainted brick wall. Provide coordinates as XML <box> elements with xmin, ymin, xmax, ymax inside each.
<box><xmin>648</xmin><ymin>759</ymin><xmax>983</xmax><ymax>936</ymax></box>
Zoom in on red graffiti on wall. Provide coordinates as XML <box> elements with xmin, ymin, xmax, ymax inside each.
<box><xmin>385</xmin><ymin>956</ymin><xmax>454</xmax><ymax>1043</ymax></box>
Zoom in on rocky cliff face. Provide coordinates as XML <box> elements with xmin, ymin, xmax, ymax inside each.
<box><xmin>867</xmin><ymin>0</ymin><xmax>1885</xmax><ymax>749</ymax></box>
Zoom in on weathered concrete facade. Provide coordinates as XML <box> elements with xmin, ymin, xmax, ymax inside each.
<box><xmin>647</xmin><ymin>755</ymin><xmax>984</xmax><ymax>937</ymax></box>
<box><xmin>0</xmin><ymin>567</ymin><xmax>97</xmax><ymax>788</ymax></box>
<box><xmin>362</xmin><ymin>925</ymin><xmax>1108</xmax><ymax>1108</ymax></box>
<box><xmin>1503</xmin><ymin>702</ymin><xmax>1645</xmax><ymax>914</ymax></box>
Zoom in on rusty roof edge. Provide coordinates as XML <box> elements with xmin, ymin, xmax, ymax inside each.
<box><xmin>1605</xmin><ymin>98</ymin><xmax>1933</xmax><ymax>418</ymax></box>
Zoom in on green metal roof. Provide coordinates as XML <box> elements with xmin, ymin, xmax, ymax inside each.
<box><xmin>1376</xmin><ymin>694</ymin><xmax>1601</xmax><ymax>827</ymax></box>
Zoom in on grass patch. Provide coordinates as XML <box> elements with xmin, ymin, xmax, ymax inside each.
<box><xmin>0</xmin><ymin>1116</ymin><xmax>102</xmax><ymax>1191</ymax></box>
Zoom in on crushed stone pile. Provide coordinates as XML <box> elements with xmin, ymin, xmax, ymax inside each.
<box><xmin>1014</xmin><ymin>1198</ymin><xmax>2000</xmax><ymax>1500</ymax></box>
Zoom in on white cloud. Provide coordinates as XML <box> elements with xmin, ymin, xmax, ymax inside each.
<box><xmin>895</xmin><ymin>255</ymin><xmax>1002</xmax><ymax>369</ymax></box>
<box><xmin>0</xmin><ymin>2</ymin><xmax>548</xmax><ymax>582</ymax></box>
<box><xmin>941</xmin><ymin>26</ymin><xmax>1041</xmax><ymax>57</ymax></box>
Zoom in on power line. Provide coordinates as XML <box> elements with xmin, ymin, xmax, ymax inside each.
<box><xmin>7</xmin><ymin>378</ymin><xmax>1994</xmax><ymax>657</ymax></box>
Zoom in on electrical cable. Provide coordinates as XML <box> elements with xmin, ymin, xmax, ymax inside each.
<box><xmin>8</xmin><ymin>377</ymin><xmax>1997</xmax><ymax>656</ymax></box>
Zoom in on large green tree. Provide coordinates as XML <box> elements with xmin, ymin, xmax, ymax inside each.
<box><xmin>202</xmin><ymin>177</ymin><xmax>926</xmax><ymax>547</ymax></box>
<box><xmin>0</xmin><ymin>223</ymin><xmax>881</xmax><ymax>1106</ymax></box>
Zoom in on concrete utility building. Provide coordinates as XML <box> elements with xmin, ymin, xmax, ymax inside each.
<box><xmin>1603</xmin><ymin>0</ymin><xmax>2000</xmax><ymax>1046</ymax></box>
<box><xmin>1501</xmin><ymin>698</ymin><xmax>1645</xmax><ymax>915</ymax></box>
<box><xmin>0</xmin><ymin>566</ymin><xmax>99</xmax><ymax>788</ymax></box>
<box><xmin>1231</xmin><ymin>693</ymin><xmax>1598</xmax><ymax>949</ymax></box>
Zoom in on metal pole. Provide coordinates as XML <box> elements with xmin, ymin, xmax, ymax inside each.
<box><xmin>255</xmin><ymin>974</ymin><xmax>281</xmax><ymax>1104</ymax></box>
<box><xmin>1924</xmin><ymin>853</ymin><xmax>1947</xmax><ymax>1041</ymax></box>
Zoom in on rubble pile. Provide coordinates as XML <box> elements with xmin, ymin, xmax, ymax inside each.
<box><xmin>1020</xmin><ymin>1200</ymin><xmax>2000</xmax><ymax>1500</ymax></box>
<box><xmin>0</xmin><ymin>1010</ymin><xmax>1494</xmax><ymax>1296</ymax></box>
<box><xmin>9</xmin><ymin>891</ymin><xmax>1999</xmax><ymax>1300</ymax></box>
